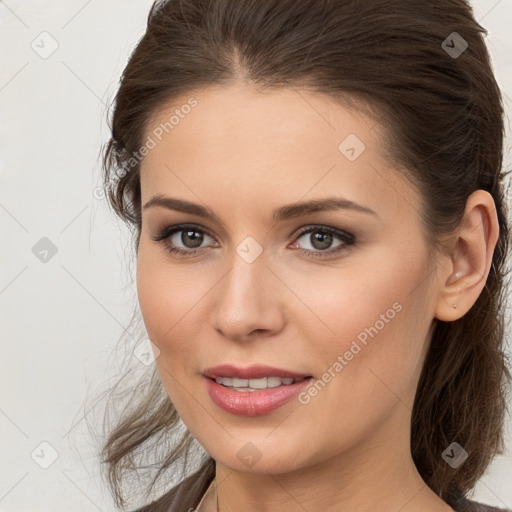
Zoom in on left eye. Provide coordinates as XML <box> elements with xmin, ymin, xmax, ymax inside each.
<box><xmin>293</xmin><ymin>226</ymin><xmax>354</xmax><ymax>253</ymax></box>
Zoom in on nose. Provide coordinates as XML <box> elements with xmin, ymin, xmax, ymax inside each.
<box><xmin>211</xmin><ymin>250</ymin><xmax>286</xmax><ymax>342</ymax></box>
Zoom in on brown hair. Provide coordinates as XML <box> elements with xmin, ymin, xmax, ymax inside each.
<box><xmin>92</xmin><ymin>0</ymin><xmax>512</xmax><ymax>509</ymax></box>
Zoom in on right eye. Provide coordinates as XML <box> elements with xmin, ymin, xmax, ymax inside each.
<box><xmin>151</xmin><ymin>224</ymin><xmax>218</xmax><ymax>256</ymax></box>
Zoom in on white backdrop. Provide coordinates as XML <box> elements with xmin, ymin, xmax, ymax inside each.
<box><xmin>1</xmin><ymin>1</ymin><xmax>511</xmax><ymax>510</ymax></box>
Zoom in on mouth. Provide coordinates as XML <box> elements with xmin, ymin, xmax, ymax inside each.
<box><xmin>202</xmin><ymin>364</ymin><xmax>314</xmax><ymax>416</ymax></box>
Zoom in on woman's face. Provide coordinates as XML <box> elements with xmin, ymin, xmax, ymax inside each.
<box><xmin>136</xmin><ymin>84</ymin><xmax>442</xmax><ymax>473</ymax></box>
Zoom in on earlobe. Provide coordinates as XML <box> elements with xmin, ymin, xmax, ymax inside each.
<box><xmin>434</xmin><ymin>190</ymin><xmax>499</xmax><ymax>322</ymax></box>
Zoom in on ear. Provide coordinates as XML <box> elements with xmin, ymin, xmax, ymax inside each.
<box><xmin>434</xmin><ymin>190</ymin><xmax>500</xmax><ymax>322</ymax></box>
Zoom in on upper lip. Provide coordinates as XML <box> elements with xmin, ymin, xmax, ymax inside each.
<box><xmin>203</xmin><ymin>364</ymin><xmax>312</xmax><ymax>380</ymax></box>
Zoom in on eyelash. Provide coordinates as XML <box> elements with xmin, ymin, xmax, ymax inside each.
<box><xmin>150</xmin><ymin>223</ymin><xmax>356</xmax><ymax>259</ymax></box>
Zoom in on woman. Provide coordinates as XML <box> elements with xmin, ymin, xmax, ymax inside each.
<box><xmin>96</xmin><ymin>0</ymin><xmax>512</xmax><ymax>510</ymax></box>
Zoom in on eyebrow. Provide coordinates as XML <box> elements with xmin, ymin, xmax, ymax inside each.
<box><xmin>142</xmin><ymin>195</ymin><xmax>378</xmax><ymax>222</ymax></box>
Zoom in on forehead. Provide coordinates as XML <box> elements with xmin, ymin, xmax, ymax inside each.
<box><xmin>139</xmin><ymin>84</ymin><xmax>420</xmax><ymax>224</ymax></box>
<box><xmin>142</xmin><ymin>84</ymin><xmax>380</xmax><ymax>161</ymax></box>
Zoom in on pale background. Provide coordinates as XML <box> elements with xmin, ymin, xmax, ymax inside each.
<box><xmin>0</xmin><ymin>0</ymin><xmax>511</xmax><ymax>511</ymax></box>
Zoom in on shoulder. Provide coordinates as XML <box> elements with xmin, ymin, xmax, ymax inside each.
<box><xmin>447</xmin><ymin>491</ymin><xmax>511</xmax><ymax>512</ymax></box>
<box><xmin>129</xmin><ymin>458</ymin><xmax>216</xmax><ymax>512</ymax></box>
<box><xmin>454</xmin><ymin>499</ymin><xmax>511</xmax><ymax>512</ymax></box>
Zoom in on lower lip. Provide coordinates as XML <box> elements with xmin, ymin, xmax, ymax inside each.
<box><xmin>204</xmin><ymin>377</ymin><xmax>313</xmax><ymax>416</ymax></box>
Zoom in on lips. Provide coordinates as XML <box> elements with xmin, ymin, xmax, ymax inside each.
<box><xmin>203</xmin><ymin>364</ymin><xmax>312</xmax><ymax>380</ymax></box>
<box><xmin>204</xmin><ymin>375</ymin><xmax>313</xmax><ymax>416</ymax></box>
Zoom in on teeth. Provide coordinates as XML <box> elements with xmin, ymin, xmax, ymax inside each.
<box><xmin>267</xmin><ymin>377</ymin><xmax>282</xmax><ymax>388</ymax></box>
<box><xmin>214</xmin><ymin>376</ymin><xmax>307</xmax><ymax>390</ymax></box>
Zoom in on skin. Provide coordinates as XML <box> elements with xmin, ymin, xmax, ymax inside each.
<box><xmin>136</xmin><ymin>83</ymin><xmax>499</xmax><ymax>512</ymax></box>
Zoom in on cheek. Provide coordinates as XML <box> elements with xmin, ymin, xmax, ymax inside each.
<box><xmin>136</xmin><ymin>248</ymin><xmax>208</xmax><ymax>422</ymax></box>
<box><xmin>135</xmin><ymin>240</ymin><xmax>222</xmax><ymax>377</ymax></box>
<box><xmin>136</xmin><ymin>243</ymin><xmax>197</xmax><ymax>354</ymax></box>
<box><xmin>289</xmin><ymin>248</ymin><xmax>432</xmax><ymax>405</ymax></box>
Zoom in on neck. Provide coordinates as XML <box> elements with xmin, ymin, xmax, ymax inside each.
<box><xmin>211</xmin><ymin>405</ymin><xmax>453</xmax><ymax>512</ymax></box>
